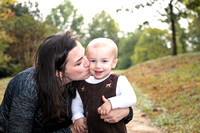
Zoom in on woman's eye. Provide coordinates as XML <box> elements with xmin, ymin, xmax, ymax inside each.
<box><xmin>76</xmin><ymin>62</ymin><xmax>82</xmax><ymax>66</ymax></box>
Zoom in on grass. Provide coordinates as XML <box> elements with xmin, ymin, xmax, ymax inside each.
<box><xmin>111</xmin><ymin>69</ymin><xmax>126</xmax><ymax>75</ymax></box>
<box><xmin>0</xmin><ymin>52</ymin><xmax>200</xmax><ymax>132</ymax></box>
<box><xmin>123</xmin><ymin>52</ymin><xmax>200</xmax><ymax>132</ymax></box>
<box><xmin>0</xmin><ymin>77</ymin><xmax>12</xmax><ymax>102</ymax></box>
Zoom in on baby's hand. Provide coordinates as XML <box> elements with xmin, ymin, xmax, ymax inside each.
<box><xmin>97</xmin><ymin>95</ymin><xmax>112</xmax><ymax>115</ymax></box>
<box><xmin>74</xmin><ymin>117</ymin><xmax>87</xmax><ymax>133</ymax></box>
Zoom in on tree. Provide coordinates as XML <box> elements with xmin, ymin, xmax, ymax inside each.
<box><xmin>2</xmin><ymin>2</ymin><xmax>47</xmax><ymax>70</ymax></box>
<box><xmin>0</xmin><ymin>0</ymin><xmax>16</xmax><ymax>49</ymax></box>
<box><xmin>184</xmin><ymin>0</ymin><xmax>200</xmax><ymax>51</ymax></box>
<box><xmin>85</xmin><ymin>10</ymin><xmax>120</xmax><ymax>47</ymax></box>
<box><xmin>46</xmin><ymin>0</ymin><xmax>84</xmax><ymax>35</ymax></box>
<box><xmin>118</xmin><ymin>0</ymin><xmax>189</xmax><ymax>56</ymax></box>
<box><xmin>0</xmin><ymin>30</ymin><xmax>13</xmax><ymax>77</ymax></box>
<box><xmin>0</xmin><ymin>0</ymin><xmax>16</xmax><ymax>21</ymax></box>
<box><xmin>0</xmin><ymin>0</ymin><xmax>16</xmax><ymax>50</ymax></box>
<box><xmin>184</xmin><ymin>0</ymin><xmax>200</xmax><ymax>15</ymax></box>
<box><xmin>169</xmin><ymin>0</ymin><xmax>178</xmax><ymax>55</ymax></box>
<box><xmin>0</xmin><ymin>0</ymin><xmax>17</xmax><ymax>77</ymax></box>
<box><xmin>117</xmin><ymin>31</ymin><xmax>141</xmax><ymax>69</ymax></box>
<box><xmin>187</xmin><ymin>18</ymin><xmax>200</xmax><ymax>51</ymax></box>
<box><xmin>175</xmin><ymin>21</ymin><xmax>188</xmax><ymax>53</ymax></box>
<box><xmin>132</xmin><ymin>28</ymin><xmax>171</xmax><ymax>64</ymax></box>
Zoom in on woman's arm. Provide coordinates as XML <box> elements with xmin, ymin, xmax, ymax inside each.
<box><xmin>99</xmin><ymin>107</ymin><xmax>133</xmax><ymax>124</ymax></box>
<box><xmin>52</xmin><ymin>125</ymin><xmax>74</xmax><ymax>133</ymax></box>
<box><xmin>123</xmin><ymin>107</ymin><xmax>133</xmax><ymax>124</ymax></box>
<box><xmin>7</xmin><ymin>83</ymin><xmax>38</xmax><ymax>132</ymax></box>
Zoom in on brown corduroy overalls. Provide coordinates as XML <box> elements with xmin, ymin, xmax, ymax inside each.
<box><xmin>77</xmin><ymin>74</ymin><xmax>127</xmax><ymax>133</ymax></box>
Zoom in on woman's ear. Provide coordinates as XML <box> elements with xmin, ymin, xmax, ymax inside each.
<box><xmin>56</xmin><ymin>70</ymin><xmax>62</xmax><ymax>78</ymax></box>
<box><xmin>112</xmin><ymin>59</ymin><xmax>118</xmax><ymax>69</ymax></box>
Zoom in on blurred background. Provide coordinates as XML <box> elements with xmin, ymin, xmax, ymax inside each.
<box><xmin>0</xmin><ymin>0</ymin><xmax>199</xmax><ymax>76</ymax></box>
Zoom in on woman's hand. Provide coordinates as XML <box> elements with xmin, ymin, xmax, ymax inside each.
<box><xmin>99</xmin><ymin>107</ymin><xmax>130</xmax><ymax>123</ymax></box>
<box><xmin>73</xmin><ymin>118</ymin><xmax>88</xmax><ymax>133</ymax></box>
<box><xmin>70</xmin><ymin>124</ymin><xmax>76</xmax><ymax>133</ymax></box>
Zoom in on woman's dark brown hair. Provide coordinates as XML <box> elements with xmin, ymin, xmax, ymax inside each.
<box><xmin>34</xmin><ymin>30</ymin><xmax>78</xmax><ymax>122</ymax></box>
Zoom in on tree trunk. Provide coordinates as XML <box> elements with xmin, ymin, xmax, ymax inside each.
<box><xmin>169</xmin><ymin>0</ymin><xmax>177</xmax><ymax>56</ymax></box>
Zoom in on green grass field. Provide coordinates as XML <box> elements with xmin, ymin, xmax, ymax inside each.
<box><xmin>0</xmin><ymin>77</ymin><xmax>12</xmax><ymax>102</ymax></box>
<box><xmin>0</xmin><ymin>52</ymin><xmax>200</xmax><ymax>132</ymax></box>
<box><xmin>124</xmin><ymin>52</ymin><xmax>200</xmax><ymax>132</ymax></box>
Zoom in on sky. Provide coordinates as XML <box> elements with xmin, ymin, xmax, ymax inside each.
<box><xmin>18</xmin><ymin>0</ymin><xmax>170</xmax><ymax>32</ymax></box>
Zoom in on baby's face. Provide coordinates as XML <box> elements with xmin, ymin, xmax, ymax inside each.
<box><xmin>87</xmin><ymin>46</ymin><xmax>117</xmax><ymax>79</ymax></box>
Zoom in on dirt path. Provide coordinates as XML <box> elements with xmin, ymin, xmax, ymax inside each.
<box><xmin>126</xmin><ymin>106</ymin><xmax>163</xmax><ymax>133</ymax></box>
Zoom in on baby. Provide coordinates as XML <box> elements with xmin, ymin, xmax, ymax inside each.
<box><xmin>71</xmin><ymin>38</ymin><xmax>137</xmax><ymax>133</ymax></box>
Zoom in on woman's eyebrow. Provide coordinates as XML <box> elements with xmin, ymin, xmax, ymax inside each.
<box><xmin>75</xmin><ymin>57</ymin><xmax>83</xmax><ymax>63</ymax></box>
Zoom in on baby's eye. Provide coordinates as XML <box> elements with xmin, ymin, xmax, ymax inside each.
<box><xmin>90</xmin><ymin>60</ymin><xmax>96</xmax><ymax>63</ymax></box>
<box><xmin>102</xmin><ymin>60</ymin><xmax>108</xmax><ymax>63</ymax></box>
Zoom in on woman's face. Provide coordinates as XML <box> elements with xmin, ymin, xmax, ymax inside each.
<box><xmin>62</xmin><ymin>41</ymin><xmax>90</xmax><ymax>84</ymax></box>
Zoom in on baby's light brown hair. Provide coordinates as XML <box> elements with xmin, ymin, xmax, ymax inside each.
<box><xmin>86</xmin><ymin>38</ymin><xmax>118</xmax><ymax>59</ymax></box>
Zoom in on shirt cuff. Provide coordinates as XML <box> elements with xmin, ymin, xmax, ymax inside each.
<box><xmin>123</xmin><ymin>107</ymin><xmax>133</xmax><ymax>124</ymax></box>
<box><xmin>72</xmin><ymin>113</ymin><xmax>85</xmax><ymax>123</ymax></box>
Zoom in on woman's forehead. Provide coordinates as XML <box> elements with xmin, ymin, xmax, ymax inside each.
<box><xmin>67</xmin><ymin>42</ymin><xmax>85</xmax><ymax>63</ymax></box>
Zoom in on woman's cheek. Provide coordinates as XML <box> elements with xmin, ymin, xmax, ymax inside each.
<box><xmin>74</xmin><ymin>67</ymin><xmax>87</xmax><ymax>76</ymax></box>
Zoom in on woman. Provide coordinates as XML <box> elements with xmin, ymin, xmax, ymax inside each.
<box><xmin>0</xmin><ymin>30</ymin><xmax>132</xmax><ymax>133</ymax></box>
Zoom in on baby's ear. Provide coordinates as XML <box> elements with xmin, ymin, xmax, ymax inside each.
<box><xmin>112</xmin><ymin>59</ymin><xmax>118</xmax><ymax>69</ymax></box>
<box><xmin>56</xmin><ymin>70</ymin><xmax>63</xmax><ymax>78</ymax></box>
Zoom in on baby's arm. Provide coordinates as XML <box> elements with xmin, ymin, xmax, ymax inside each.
<box><xmin>98</xmin><ymin>75</ymin><xmax>136</xmax><ymax>115</ymax></box>
<box><xmin>71</xmin><ymin>90</ymin><xmax>87</xmax><ymax>132</ymax></box>
<box><xmin>109</xmin><ymin>75</ymin><xmax>137</xmax><ymax>109</ymax></box>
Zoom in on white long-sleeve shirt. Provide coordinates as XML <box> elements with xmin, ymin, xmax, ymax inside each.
<box><xmin>71</xmin><ymin>74</ymin><xmax>137</xmax><ymax>122</ymax></box>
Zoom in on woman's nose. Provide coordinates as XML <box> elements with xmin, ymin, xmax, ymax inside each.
<box><xmin>83</xmin><ymin>56</ymin><xmax>89</xmax><ymax>67</ymax></box>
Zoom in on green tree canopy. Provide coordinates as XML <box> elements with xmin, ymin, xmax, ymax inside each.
<box><xmin>85</xmin><ymin>10</ymin><xmax>120</xmax><ymax>47</ymax></box>
<box><xmin>117</xmin><ymin>31</ymin><xmax>141</xmax><ymax>69</ymax></box>
<box><xmin>1</xmin><ymin>2</ymin><xmax>47</xmax><ymax>70</ymax></box>
<box><xmin>0</xmin><ymin>0</ymin><xmax>17</xmax><ymax>77</ymax></box>
<box><xmin>46</xmin><ymin>0</ymin><xmax>84</xmax><ymax>35</ymax></box>
<box><xmin>132</xmin><ymin>28</ymin><xmax>171</xmax><ymax>64</ymax></box>
<box><xmin>0</xmin><ymin>0</ymin><xmax>16</xmax><ymax>21</ymax></box>
<box><xmin>184</xmin><ymin>0</ymin><xmax>200</xmax><ymax>51</ymax></box>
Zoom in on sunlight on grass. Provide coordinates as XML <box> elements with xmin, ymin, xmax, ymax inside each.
<box><xmin>133</xmin><ymin>84</ymin><xmax>154</xmax><ymax>112</ymax></box>
<box><xmin>0</xmin><ymin>77</ymin><xmax>11</xmax><ymax>102</ymax></box>
<box><xmin>111</xmin><ymin>69</ymin><xmax>126</xmax><ymax>75</ymax></box>
<box><xmin>124</xmin><ymin>52</ymin><xmax>200</xmax><ymax>132</ymax></box>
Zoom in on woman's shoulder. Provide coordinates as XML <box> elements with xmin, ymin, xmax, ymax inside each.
<box><xmin>17</xmin><ymin>67</ymin><xmax>35</xmax><ymax>77</ymax></box>
<box><xmin>8</xmin><ymin>67</ymin><xmax>38</xmax><ymax>99</ymax></box>
<box><xmin>12</xmin><ymin>67</ymin><xmax>35</xmax><ymax>82</ymax></box>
